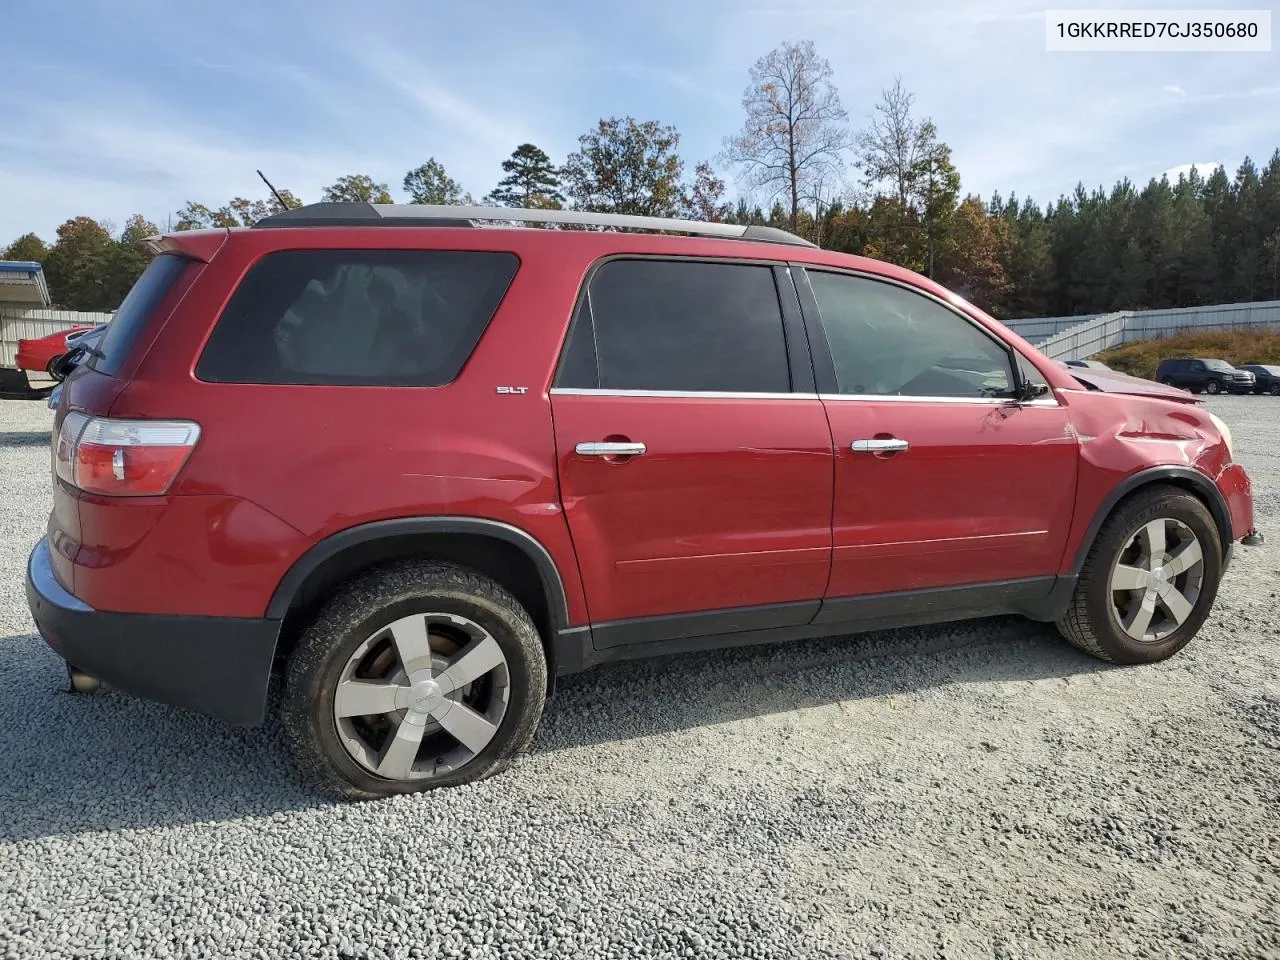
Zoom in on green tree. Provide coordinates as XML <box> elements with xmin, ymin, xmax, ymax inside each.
<box><xmin>404</xmin><ymin>158</ymin><xmax>465</xmax><ymax>205</ymax></box>
<box><xmin>322</xmin><ymin>175</ymin><xmax>393</xmax><ymax>204</ymax></box>
<box><xmin>991</xmin><ymin>195</ymin><xmax>1053</xmax><ymax>319</ymax></box>
<box><xmin>174</xmin><ymin>202</ymin><xmax>229</xmax><ymax>230</ymax></box>
<box><xmin>3</xmin><ymin>233</ymin><xmax>49</xmax><ymax>262</ymax></box>
<box><xmin>856</xmin><ymin>79</ymin><xmax>958</xmax><ymax>277</ymax></box>
<box><xmin>41</xmin><ymin>217</ymin><xmax>118</xmax><ymax>310</ymax></box>
<box><xmin>174</xmin><ymin>189</ymin><xmax>300</xmax><ymax>230</ymax></box>
<box><xmin>103</xmin><ymin>215</ymin><xmax>159</xmax><ymax>305</ymax></box>
<box><xmin>721</xmin><ymin>40</ymin><xmax>849</xmax><ymax>233</ymax></box>
<box><xmin>561</xmin><ymin>116</ymin><xmax>685</xmax><ymax>217</ymax></box>
<box><xmin>935</xmin><ymin>196</ymin><xmax>1009</xmax><ymax>312</ymax></box>
<box><xmin>484</xmin><ymin>144</ymin><xmax>563</xmax><ymax>208</ymax></box>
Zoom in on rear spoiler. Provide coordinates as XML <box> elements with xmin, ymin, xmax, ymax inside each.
<box><xmin>142</xmin><ymin>228</ymin><xmax>230</xmax><ymax>263</ymax></box>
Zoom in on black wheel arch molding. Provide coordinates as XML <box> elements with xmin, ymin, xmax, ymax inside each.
<box><xmin>1069</xmin><ymin>465</ymin><xmax>1234</xmax><ymax>575</ymax></box>
<box><xmin>266</xmin><ymin>516</ymin><xmax>575</xmax><ymax>633</ymax></box>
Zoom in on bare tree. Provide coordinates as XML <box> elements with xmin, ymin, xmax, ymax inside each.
<box><xmin>856</xmin><ymin>77</ymin><xmax>958</xmax><ymax>276</ymax></box>
<box><xmin>856</xmin><ymin>77</ymin><xmax>946</xmax><ymax>211</ymax></box>
<box><xmin>721</xmin><ymin>41</ymin><xmax>850</xmax><ymax>233</ymax></box>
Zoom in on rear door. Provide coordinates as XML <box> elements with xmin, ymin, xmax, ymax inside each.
<box><xmin>794</xmin><ymin>267</ymin><xmax>1078</xmax><ymax>609</ymax></box>
<box><xmin>550</xmin><ymin>257</ymin><xmax>834</xmax><ymax>647</ymax></box>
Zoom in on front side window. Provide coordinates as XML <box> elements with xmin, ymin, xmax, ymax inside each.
<box><xmin>807</xmin><ymin>271</ymin><xmax>1014</xmax><ymax>398</ymax></box>
<box><xmin>196</xmin><ymin>250</ymin><xmax>519</xmax><ymax>386</ymax></box>
<box><xmin>556</xmin><ymin>259</ymin><xmax>791</xmax><ymax>393</ymax></box>
<box><xmin>1202</xmin><ymin>359</ymin><xmax>1233</xmax><ymax>372</ymax></box>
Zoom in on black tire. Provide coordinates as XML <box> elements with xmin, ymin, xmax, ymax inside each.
<box><xmin>1159</xmin><ymin>378</ymin><xmax>1175</xmax><ymax>386</ymax></box>
<box><xmin>1270</xmin><ymin>383</ymin><xmax>1280</xmax><ymax>397</ymax></box>
<box><xmin>282</xmin><ymin>561</ymin><xmax>547</xmax><ymax>800</ymax></box>
<box><xmin>1056</xmin><ymin>486</ymin><xmax>1223</xmax><ymax>665</ymax></box>
<box><xmin>1205</xmin><ymin>380</ymin><xmax>1221</xmax><ymax>394</ymax></box>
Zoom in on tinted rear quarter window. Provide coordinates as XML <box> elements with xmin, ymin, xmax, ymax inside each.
<box><xmin>557</xmin><ymin>259</ymin><xmax>791</xmax><ymax>393</ymax></box>
<box><xmin>196</xmin><ymin>250</ymin><xmax>519</xmax><ymax>386</ymax></box>
<box><xmin>88</xmin><ymin>253</ymin><xmax>190</xmax><ymax>377</ymax></box>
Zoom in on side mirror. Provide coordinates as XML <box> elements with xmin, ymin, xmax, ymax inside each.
<box><xmin>1017</xmin><ymin>379</ymin><xmax>1051</xmax><ymax>402</ymax></box>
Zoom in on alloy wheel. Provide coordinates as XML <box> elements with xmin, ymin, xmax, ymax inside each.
<box><xmin>1109</xmin><ymin>518</ymin><xmax>1205</xmax><ymax>643</ymax></box>
<box><xmin>332</xmin><ymin>612</ymin><xmax>510</xmax><ymax>781</ymax></box>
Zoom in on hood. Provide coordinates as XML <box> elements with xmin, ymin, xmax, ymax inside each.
<box><xmin>1067</xmin><ymin>368</ymin><xmax>1200</xmax><ymax>404</ymax></box>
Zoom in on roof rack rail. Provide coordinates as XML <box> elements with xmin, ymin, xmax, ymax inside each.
<box><xmin>252</xmin><ymin>202</ymin><xmax>817</xmax><ymax>248</ymax></box>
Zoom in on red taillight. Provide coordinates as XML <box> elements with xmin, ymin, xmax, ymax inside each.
<box><xmin>54</xmin><ymin>413</ymin><xmax>200</xmax><ymax>496</ymax></box>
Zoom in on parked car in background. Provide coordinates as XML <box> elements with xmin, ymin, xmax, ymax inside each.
<box><xmin>27</xmin><ymin>202</ymin><xmax>1258</xmax><ymax>800</ymax></box>
<box><xmin>1155</xmin><ymin>356</ymin><xmax>1255</xmax><ymax>395</ymax></box>
<box><xmin>14</xmin><ymin>325</ymin><xmax>95</xmax><ymax>375</ymax></box>
<box><xmin>46</xmin><ymin>324</ymin><xmax>109</xmax><ymax>381</ymax></box>
<box><xmin>1064</xmin><ymin>359</ymin><xmax>1113</xmax><ymax>371</ymax></box>
<box><xmin>1239</xmin><ymin>364</ymin><xmax>1280</xmax><ymax>396</ymax></box>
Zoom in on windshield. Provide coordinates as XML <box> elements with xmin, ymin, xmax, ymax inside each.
<box><xmin>1249</xmin><ymin>364</ymin><xmax>1280</xmax><ymax>375</ymax></box>
<box><xmin>1202</xmin><ymin>359</ymin><xmax>1234</xmax><ymax>372</ymax></box>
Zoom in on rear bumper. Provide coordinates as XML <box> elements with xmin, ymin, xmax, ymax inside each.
<box><xmin>25</xmin><ymin>537</ymin><xmax>280</xmax><ymax>726</ymax></box>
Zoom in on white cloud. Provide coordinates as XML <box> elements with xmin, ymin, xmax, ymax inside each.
<box><xmin>1162</xmin><ymin>85</ymin><xmax>1187</xmax><ymax>99</ymax></box>
<box><xmin>344</xmin><ymin>44</ymin><xmax>534</xmax><ymax>155</ymax></box>
<box><xmin>1162</xmin><ymin>162</ymin><xmax>1222</xmax><ymax>182</ymax></box>
<box><xmin>0</xmin><ymin>97</ymin><xmax>392</xmax><ymax>239</ymax></box>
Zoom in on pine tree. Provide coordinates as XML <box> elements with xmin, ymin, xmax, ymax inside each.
<box><xmin>485</xmin><ymin>144</ymin><xmax>564</xmax><ymax>208</ymax></box>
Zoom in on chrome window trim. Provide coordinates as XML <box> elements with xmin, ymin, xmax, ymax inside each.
<box><xmin>550</xmin><ymin>387</ymin><xmax>817</xmax><ymax>400</ymax></box>
<box><xmin>819</xmin><ymin>393</ymin><xmax>1061</xmax><ymax>407</ymax></box>
<box><xmin>549</xmin><ymin>387</ymin><xmax>1060</xmax><ymax>406</ymax></box>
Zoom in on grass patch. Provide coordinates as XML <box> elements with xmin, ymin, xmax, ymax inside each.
<box><xmin>1097</xmin><ymin>328</ymin><xmax>1280</xmax><ymax>379</ymax></box>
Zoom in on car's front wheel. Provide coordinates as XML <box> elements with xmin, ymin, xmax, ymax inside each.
<box><xmin>1205</xmin><ymin>380</ymin><xmax>1221</xmax><ymax>394</ymax></box>
<box><xmin>1270</xmin><ymin>383</ymin><xmax>1280</xmax><ymax>396</ymax></box>
<box><xmin>1057</xmin><ymin>486</ymin><xmax>1223</xmax><ymax>664</ymax></box>
<box><xmin>282</xmin><ymin>561</ymin><xmax>547</xmax><ymax>800</ymax></box>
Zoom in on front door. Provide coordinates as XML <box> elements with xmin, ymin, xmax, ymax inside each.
<box><xmin>794</xmin><ymin>267</ymin><xmax>1078</xmax><ymax>608</ymax></box>
<box><xmin>550</xmin><ymin>257</ymin><xmax>833</xmax><ymax>646</ymax></box>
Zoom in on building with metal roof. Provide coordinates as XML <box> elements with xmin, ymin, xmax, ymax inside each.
<box><xmin>0</xmin><ymin>260</ymin><xmax>52</xmax><ymax>309</ymax></box>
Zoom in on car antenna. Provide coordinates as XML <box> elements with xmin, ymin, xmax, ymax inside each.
<box><xmin>256</xmin><ymin>169</ymin><xmax>293</xmax><ymax>210</ymax></box>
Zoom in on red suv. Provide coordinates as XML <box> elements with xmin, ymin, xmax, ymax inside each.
<box><xmin>26</xmin><ymin>203</ymin><xmax>1257</xmax><ymax>799</ymax></box>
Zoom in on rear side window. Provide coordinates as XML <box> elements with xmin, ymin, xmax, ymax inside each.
<box><xmin>557</xmin><ymin>259</ymin><xmax>791</xmax><ymax>393</ymax></box>
<box><xmin>89</xmin><ymin>253</ymin><xmax>190</xmax><ymax>376</ymax></box>
<box><xmin>196</xmin><ymin>250</ymin><xmax>519</xmax><ymax>386</ymax></box>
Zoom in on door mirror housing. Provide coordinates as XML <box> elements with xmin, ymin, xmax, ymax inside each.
<box><xmin>1016</xmin><ymin>379</ymin><xmax>1051</xmax><ymax>402</ymax></box>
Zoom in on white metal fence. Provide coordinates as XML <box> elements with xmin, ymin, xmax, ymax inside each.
<box><xmin>1004</xmin><ymin>314</ymin><xmax>1099</xmax><ymax>341</ymax></box>
<box><xmin>1012</xmin><ymin>299</ymin><xmax>1280</xmax><ymax>361</ymax></box>
<box><xmin>0</xmin><ymin>308</ymin><xmax>111</xmax><ymax>369</ymax></box>
<box><xmin>1035</xmin><ymin>312</ymin><xmax>1129</xmax><ymax>361</ymax></box>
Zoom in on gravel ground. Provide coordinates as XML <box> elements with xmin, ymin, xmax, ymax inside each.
<box><xmin>1</xmin><ymin>396</ymin><xmax>1277</xmax><ymax>960</ymax></box>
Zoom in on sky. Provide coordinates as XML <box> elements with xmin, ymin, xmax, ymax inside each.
<box><xmin>1</xmin><ymin>0</ymin><xmax>1276</xmax><ymax>242</ymax></box>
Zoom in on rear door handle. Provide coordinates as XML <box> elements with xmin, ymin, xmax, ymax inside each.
<box><xmin>576</xmin><ymin>442</ymin><xmax>647</xmax><ymax>457</ymax></box>
<box><xmin>851</xmin><ymin>438</ymin><xmax>909</xmax><ymax>453</ymax></box>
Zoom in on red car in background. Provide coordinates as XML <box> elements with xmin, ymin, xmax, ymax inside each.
<box><xmin>15</xmin><ymin>326</ymin><xmax>95</xmax><ymax>374</ymax></box>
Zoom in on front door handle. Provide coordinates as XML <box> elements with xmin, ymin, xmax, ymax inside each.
<box><xmin>576</xmin><ymin>441</ymin><xmax>647</xmax><ymax>457</ymax></box>
<box><xmin>851</xmin><ymin>438</ymin><xmax>909</xmax><ymax>453</ymax></box>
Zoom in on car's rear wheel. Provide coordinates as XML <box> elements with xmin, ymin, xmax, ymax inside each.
<box><xmin>282</xmin><ymin>561</ymin><xmax>547</xmax><ymax>800</ymax></box>
<box><xmin>1056</xmin><ymin>486</ymin><xmax>1222</xmax><ymax>664</ymax></box>
<box><xmin>1159</xmin><ymin>377</ymin><xmax>1176</xmax><ymax>386</ymax></box>
<box><xmin>1205</xmin><ymin>380</ymin><xmax>1221</xmax><ymax>394</ymax></box>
